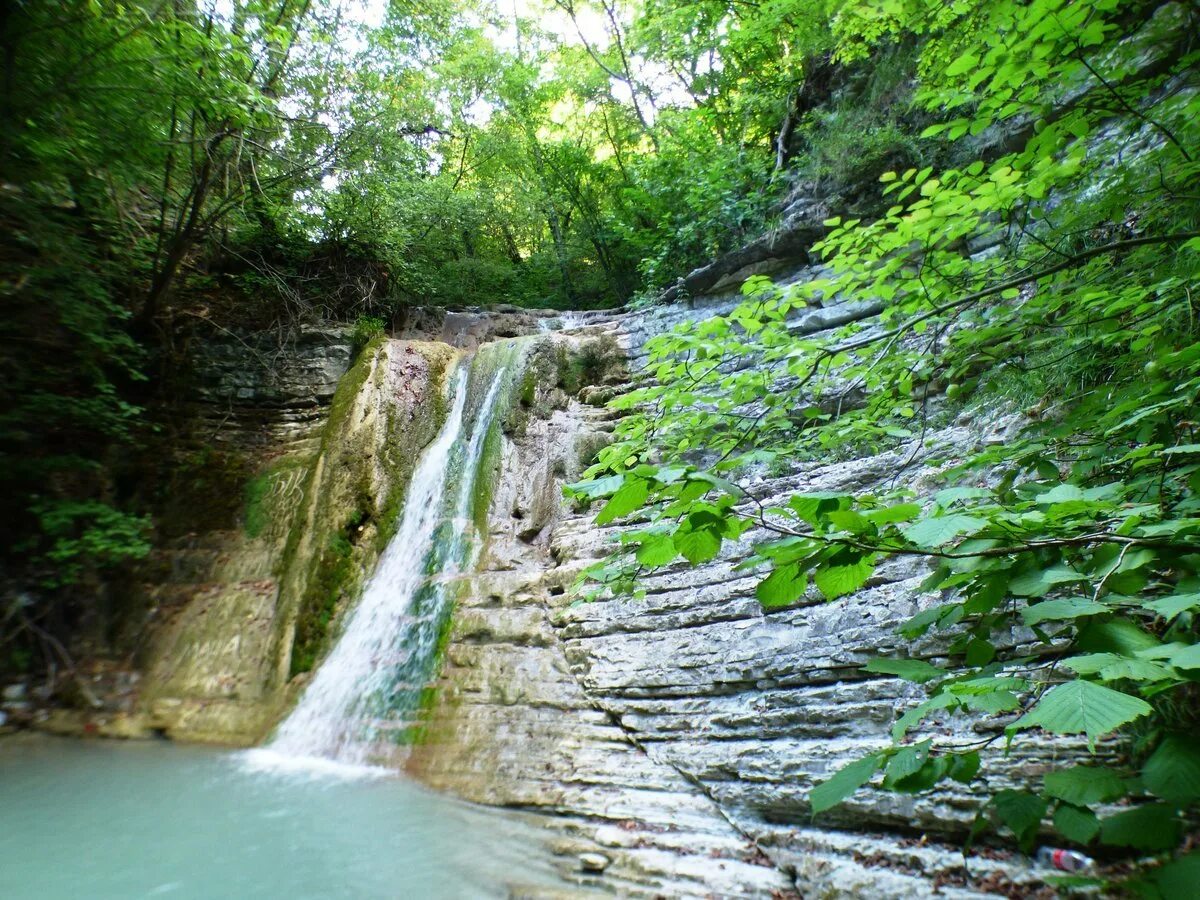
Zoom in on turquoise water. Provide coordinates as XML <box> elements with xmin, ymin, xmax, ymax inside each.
<box><xmin>0</xmin><ymin>735</ymin><xmax>550</xmax><ymax>899</ymax></box>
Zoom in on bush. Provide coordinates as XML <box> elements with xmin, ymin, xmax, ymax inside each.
<box><xmin>799</xmin><ymin>105</ymin><xmax>925</xmax><ymax>192</ymax></box>
<box><xmin>351</xmin><ymin>315</ymin><xmax>385</xmax><ymax>352</ymax></box>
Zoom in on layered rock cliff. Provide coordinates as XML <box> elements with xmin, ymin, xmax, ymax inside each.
<box><xmin>405</xmin><ymin>291</ymin><xmax>1081</xmax><ymax>898</ymax></box>
<box><xmin>17</xmin><ymin>292</ymin><xmax>1096</xmax><ymax>897</ymax></box>
<box><xmin>20</xmin><ymin>285</ymin><xmax>1094</xmax><ymax>897</ymax></box>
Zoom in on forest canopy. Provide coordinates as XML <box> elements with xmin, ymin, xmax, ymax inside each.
<box><xmin>1</xmin><ymin>0</ymin><xmax>834</xmax><ymax>598</ymax></box>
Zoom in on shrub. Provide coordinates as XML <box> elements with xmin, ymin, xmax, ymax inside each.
<box><xmin>351</xmin><ymin>315</ymin><xmax>386</xmax><ymax>352</ymax></box>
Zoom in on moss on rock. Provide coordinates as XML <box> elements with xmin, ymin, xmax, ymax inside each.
<box><xmin>135</xmin><ymin>337</ymin><xmax>458</xmax><ymax>743</ymax></box>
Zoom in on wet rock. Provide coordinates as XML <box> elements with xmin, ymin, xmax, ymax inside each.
<box><xmin>578</xmin><ymin>853</ymin><xmax>610</xmax><ymax>873</ymax></box>
<box><xmin>133</xmin><ymin>338</ymin><xmax>457</xmax><ymax>745</ymax></box>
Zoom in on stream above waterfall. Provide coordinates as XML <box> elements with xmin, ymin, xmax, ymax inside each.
<box><xmin>0</xmin><ymin>734</ymin><xmax>562</xmax><ymax>900</ymax></box>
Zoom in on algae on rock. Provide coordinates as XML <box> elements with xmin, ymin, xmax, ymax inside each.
<box><xmin>135</xmin><ymin>338</ymin><xmax>456</xmax><ymax>744</ymax></box>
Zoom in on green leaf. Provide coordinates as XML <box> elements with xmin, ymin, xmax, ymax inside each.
<box><xmin>934</xmin><ymin>487</ymin><xmax>992</xmax><ymax>506</ymax></box>
<box><xmin>1009</xmin><ymin>565</ymin><xmax>1088</xmax><ymax>598</ymax></box>
<box><xmin>1142</xmin><ymin>592</ymin><xmax>1200</xmax><ymax>620</ymax></box>
<box><xmin>991</xmin><ymin>790</ymin><xmax>1047</xmax><ymax>846</ymax></box>
<box><xmin>809</xmin><ymin>753</ymin><xmax>885</xmax><ymax>814</ymax></box>
<box><xmin>892</xmin><ymin>692</ymin><xmax>959</xmax><ymax>740</ymax></box>
<box><xmin>788</xmin><ymin>492</ymin><xmax>848</xmax><ymax>524</ymax></box>
<box><xmin>899</xmin><ymin>602</ymin><xmax>958</xmax><ymax>638</ymax></box>
<box><xmin>865</xmin><ymin>503</ymin><xmax>922</xmax><ymax>525</ymax></box>
<box><xmin>889</xmin><ymin>756</ymin><xmax>951</xmax><ymax>792</ymax></box>
<box><xmin>1044</xmin><ymin>766</ymin><xmax>1126</xmax><ymax>806</ymax></box>
<box><xmin>1020</xmin><ymin>597</ymin><xmax>1108</xmax><ymax>624</ymax></box>
<box><xmin>1015</xmin><ymin>680</ymin><xmax>1152</xmax><ymax>748</ymax></box>
<box><xmin>862</xmin><ymin>657</ymin><xmax>946</xmax><ymax>683</ymax></box>
<box><xmin>813</xmin><ymin>555</ymin><xmax>874</xmax><ymax>599</ymax></box>
<box><xmin>948</xmin><ymin>750</ymin><xmax>981</xmax><ymax>783</ymax></box>
<box><xmin>1039</xmin><ymin>484</ymin><xmax>1085</xmax><ymax>503</ymax></box>
<box><xmin>945</xmin><ymin>53</ymin><xmax>979</xmax><ymax>77</ymax></box>
<box><xmin>1061</xmin><ymin>653</ymin><xmax>1176</xmax><ymax>682</ymax></box>
<box><xmin>1053</xmin><ymin>804</ymin><xmax>1099</xmax><ymax>844</ymax></box>
<box><xmin>1143</xmin><ymin>736</ymin><xmax>1200</xmax><ymax>803</ymax></box>
<box><xmin>961</xmin><ymin>690</ymin><xmax>1020</xmax><ymax>714</ymax></box>
<box><xmin>595</xmin><ymin>477</ymin><xmax>649</xmax><ymax>525</ymax></box>
<box><xmin>756</xmin><ymin>564</ymin><xmax>807</xmax><ymax>608</ymax></box>
<box><xmin>964</xmin><ymin>637</ymin><xmax>996</xmax><ymax>667</ymax></box>
<box><xmin>901</xmin><ymin>514</ymin><xmax>987</xmax><ymax>547</ymax></box>
<box><xmin>635</xmin><ymin>535</ymin><xmax>677</xmax><ymax>567</ymax></box>
<box><xmin>1142</xmin><ymin>852</ymin><xmax>1200</xmax><ymax>900</ymax></box>
<box><xmin>1076</xmin><ymin>619</ymin><xmax>1160</xmax><ymax>655</ymax></box>
<box><xmin>565</xmin><ymin>475</ymin><xmax>624</xmax><ymax>500</ymax></box>
<box><xmin>1099</xmin><ymin>803</ymin><xmax>1181</xmax><ymax>851</ymax></box>
<box><xmin>826</xmin><ymin>509</ymin><xmax>871</xmax><ymax>534</ymax></box>
<box><xmin>883</xmin><ymin>740</ymin><xmax>930</xmax><ymax>785</ymax></box>
<box><xmin>1166</xmin><ymin>643</ymin><xmax>1200</xmax><ymax>670</ymax></box>
<box><xmin>675</xmin><ymin>527</ymin><xmax>721</xmax><ymax>565</ymax></box>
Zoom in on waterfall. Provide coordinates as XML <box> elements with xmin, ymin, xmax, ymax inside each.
<box><xmin>244</xmin><ymin>347</ymin><xmax>512</xmax><ymax>777</ymax></box>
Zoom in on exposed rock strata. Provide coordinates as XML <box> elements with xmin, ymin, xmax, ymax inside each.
<box><xmin>29</xmin><ymin>303</ymin><xmax>1089</xmax><ymax>896</ymax></box>
<box><xmin>37</xmin><ymin>333</ymin><xmax>463</xmax><ymax>743</ymax></box>
<box><xmin>409</xmin><ymin>329</ymin><xmax>792</xmax><ymax>897</ymax></box>
<box><xmin>409</xmin><ymin>304</ymin><xmax>1081</xmax><ymax>898</ymax></box>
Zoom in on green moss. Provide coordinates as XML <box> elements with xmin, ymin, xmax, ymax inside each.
<box><xmin>243</xmin><ymin>472</ymin><xmax>273</xmax><ymax>539</ymax></box>
<box><xmin>290</xmin><ymin>499</ymin><xmax>377</xmax><ymax>675</ymax></box>
<box><xmin>470</xmin><ymin>415</ymin><xmax>504</xmax><ymax>534</ymax></box>
<box><xmin>555</xmin><ymin>334</ymin><xmax>622</xmax><ymax>397</ymax></box>
<box><xmin>518</xmin><ymin>368</ymin><xmax>537</xmax><ymax>407</ymax></box>
<box><xmin>242</xmin><ymin>459</ymin><xmax>307</xmax><ymax>540</ymax></box>
<box><xmin>277</xmin><ymin>332</ymin><xmax>382</xmax><ymax>568</ymax></box>
<box><xmin>289</xmin><ymin>530</ymin><xmax>355</xmax><ymax>676</ymax></box>
<box><xmin>403</xmin><ymin>573</ymin><xmax>467</xmax><ymax>747</ymax></box>
<box><xmin>374</xmin><ymin>354</ymin><xmax>451</xmax><ymax>553</ymax></box>
<box><xmin>277</xmin><ymin>339</ymin><xmax>458</xmax><ymax>679</ymax></box>
<box><xmin>277</xmin><ymin>337</ymin><xmax>384</xmax><ymax>672</ymax></box>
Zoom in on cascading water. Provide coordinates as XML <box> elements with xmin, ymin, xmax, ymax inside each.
<box><xmin>245</xmin><ymin>345</ymin><xmax>513</xmax><ymax>776</ymax></box>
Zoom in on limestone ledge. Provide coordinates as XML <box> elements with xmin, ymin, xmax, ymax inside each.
<box><xmin>408</xmin><ymin>312</ymin><xmax>1079</xmax><ymax>898</ymax></box>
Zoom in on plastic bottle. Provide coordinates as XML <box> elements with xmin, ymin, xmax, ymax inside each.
<box><xmin>1035</xmin><ymin>846</ymin><xmax>1095</xmax><ymax>873</ymax></box>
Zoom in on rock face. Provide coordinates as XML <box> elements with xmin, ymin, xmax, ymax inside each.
<box><xmin>405</xmin><ymin>302</ymin><xmax>1086</xmax><ymax>898</ymax></box>
<box><xmin>44</xmin><ymin>301</ymin><xmax>1082</xmax><ymax>895</ymax></box>
<box><xmin>67</xmin><ymin>332</ymin><xmax>459</xmax><ymax>744</ymax></box>
<box><xmin>408</xmin><ymin>326</ymin><xmax>793</xmax><ymax>898</ymax></box>
<box><xmin>399</xmin><ymin>303</ymin><xmax>566</xmax><ymax>348</ymax></box>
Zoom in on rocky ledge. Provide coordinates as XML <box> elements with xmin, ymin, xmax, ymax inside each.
<box><xmin>409</xmin><ymin>297</ymin><xmax>1084</xmax><ymax>898</ymax></box>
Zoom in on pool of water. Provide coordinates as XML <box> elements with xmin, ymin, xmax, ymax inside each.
<box><xmin>0</xmin><ymin>735</ymin><xmax>556</xmax><ymax>899</ymax></box>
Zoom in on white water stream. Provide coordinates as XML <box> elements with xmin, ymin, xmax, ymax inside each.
<box><xmin>246</xmin><ymin>351</ymin><xmax>510</xmax><ymax>776</ymax></box>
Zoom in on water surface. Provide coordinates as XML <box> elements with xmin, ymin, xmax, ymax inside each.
<box><xmin>0</xmin><ymin>735</ymin><xmax>553</xmax><ymax>899</ymax></box>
